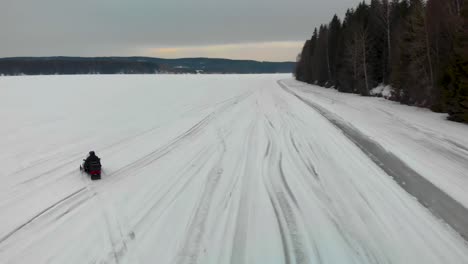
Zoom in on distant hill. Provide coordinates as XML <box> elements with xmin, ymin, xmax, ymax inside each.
<box><xmin>0</xmin><ymin>57</ymin><xmax>294</xmax><ymax>75</ymax></box>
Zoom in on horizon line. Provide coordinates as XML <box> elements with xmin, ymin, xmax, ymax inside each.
<box><xmin>0</xmin><ymin>56</ymin><xmax>296</xmax><ymax>64</ymax></box>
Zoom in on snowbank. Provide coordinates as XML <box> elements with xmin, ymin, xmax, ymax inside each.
<box><xmin>370</xmin><ymin>84</ymin><xmax>394</xmax><ymax>99</ymax></box>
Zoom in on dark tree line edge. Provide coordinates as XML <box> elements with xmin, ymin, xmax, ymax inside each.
<box><xmin>0</xmin><ymin>57</ymin><xmax>294</xmax><ymax>75</ymax></box>
<box><xmin>295</xmin><ymin>0</ymin><xmax>467</xmax><ymax>123</ymax></box>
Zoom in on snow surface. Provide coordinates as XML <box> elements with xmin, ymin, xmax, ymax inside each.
<box><xmin>285</xmin><ymin>79</ymin><xmax>468</xmax><ymax>209</ymax></box>
<box><xmin>0</xmin><ymin>74</ymin><xmax>467</xmax><ymax>264</ymax></box>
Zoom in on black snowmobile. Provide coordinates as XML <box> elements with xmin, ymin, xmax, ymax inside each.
<box><xmin>80</xmin><ymin>151</ymin><xmax>102</xmax><ymax>180</ymax></box>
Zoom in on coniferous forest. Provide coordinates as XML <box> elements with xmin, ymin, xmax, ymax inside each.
<box><xmin>295</xmin><ymin>0</ymin><xmax>467</xmax><ymax>123</ymax></box>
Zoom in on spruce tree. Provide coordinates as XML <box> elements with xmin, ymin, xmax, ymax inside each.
<box><xmin>328</xmin><ymin>15</ymin><xmax>342</xmax><ymax>87</ymax></box>
<box><xmin>441</xmin><ymin>2</ymin><xmax>468</xmax><ymax>122</ymax></box>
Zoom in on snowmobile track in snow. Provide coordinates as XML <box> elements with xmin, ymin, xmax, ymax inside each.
<box><xmin>0</xmin><ymin>187</ymin><xmax>89</xmax><ymax>244</ymax></box>
<box><xmin>109</xmin><ymin>91</ymin><xmax>252</xmax><ymax>183</ymax></box>
<box><xmin>3</xmin><ymin>75</ymin><xmax>468</xmax><ymax>263</ymax></box>
<box><xmin>279</xmin><ymin>80</ymin><xmax>468</xmax><ymax>241</ymax></box>
<box><xmin>262</xmin><ymin>114</ymin><xmax>310</xmax><ymax>264</ymax></box>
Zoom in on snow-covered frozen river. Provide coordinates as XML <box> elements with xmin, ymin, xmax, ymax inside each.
<box><xmin>1</xmin><ymin>74</ymin><xmax>467</xmax><ymax>263</ymax></box>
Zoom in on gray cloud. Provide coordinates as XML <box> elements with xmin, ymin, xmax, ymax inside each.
<box><xmin>1</xmin><ymin>0</ymin><xmax>361</xmax><ymax>60</ymax></box>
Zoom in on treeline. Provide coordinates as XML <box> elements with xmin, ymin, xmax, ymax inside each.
<box><xmin>295</xmin><ymin>0</ymin><xmax>467</xmax><ymax>123</ymax></box>
<box><xmin>0</xmin><ymin>57</ymin><xmax>295</xmax><ymax>75</ymax></box>
<box><xmin>0</xmin><ymin>58</ymin><xmax>160</xmax><ymax>75</ymax></box>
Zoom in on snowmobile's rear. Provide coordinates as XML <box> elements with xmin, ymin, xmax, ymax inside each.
<box><xmin>80</xmin><ymin>161</ymin><xmax>102</xmax><ymax>180</ymax></box>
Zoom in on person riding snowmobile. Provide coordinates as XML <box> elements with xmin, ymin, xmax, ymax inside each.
<box><xmin>83</xmin><ymin>151</ymin><xmax>101</xmax><ymax>174</ymax></box>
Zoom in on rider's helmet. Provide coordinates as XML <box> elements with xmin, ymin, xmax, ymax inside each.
<box><xmin>89</xmin><ymin>151</ymin><xmax>95</xmax><ymax>156</ymax></box>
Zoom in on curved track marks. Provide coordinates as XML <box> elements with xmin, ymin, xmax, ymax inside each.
<box><xmin>0</xmin><ymin>187</ymin><xmax>90</xmax><ymax>245</ymax></box>
<box><xmin>3</xmin><ymin>77</ymin><xmax>468</xmax><ymax>264</ymax></box>
<box><xmin>279</xmin><ymin>79</ymin><xmax>468</xmax><ymax>242</ymax></box>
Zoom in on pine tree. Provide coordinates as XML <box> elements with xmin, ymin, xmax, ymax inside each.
<box><xmin>390</xmin><ymin>0</ymin><xmax>411</xmax><ymax>101</ymax></box>
<box><xmin>294</xmin><ymin>41</ymin><xmax>310</xmax><ymax>81</ymax></box>
<box><xmin>310</xmin><ymin>28</ymin><xmax>320</xmax><ymax>83</ymax></box>
<box><xmin>426</xmin><ymin>0</ymin><xmax>461</xmax><ymax>111</ymax></box>
<box><xmin>441</xmin><ymin>2</ymin><xmax>468</xmax><ymax>122</ymax></box>
<box><xmin>328</xmin><ymin>15</ymin><xmax>342</xmax><ymax>87</ymax></box>
<box><xmin>400</xmin><ymin>0</ymin><xmax>433</xmax><ymax>105</ymax></box>
<box><xmin>337</xmin><ymin>8</ymin><xmax>358</xmax><ymax>93</ymax></box>
<box><xmin>316</xmin><ymin>25</ymin><xmax>331</xmax><ymax>86</ymax></box>
<box><xmin>369</xmin><ymin>0</ymin><xmax>390</xmax><ymax>85</ymax></box>
<box><xmin>353</xmin><ymin>2</ymin><xmax>372</xmax><ymax>95</ymax></box>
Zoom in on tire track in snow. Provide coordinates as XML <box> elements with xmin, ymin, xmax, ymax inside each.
<box><xmin>279</xmin><ymin>79</ymin><xmax>468</xmax><ymax>241</ymax></box>
<box><xmin>0</xmin><ymin>169</ymin><xmax>77</xmax><ymax>209</ymax></box>
<box><xmin>108</xmin><ymin>92</ymin><xmax>252</xmax><ymax>183</ymax></box>
<box><xmin>278</xmin><ymin>154</ymin><xmax>299</xmax><ymax>208</ymax></box>
<box><xmin>265</xmin><ymin>88</ymin><xmax>340</xmax><ymax>263</ymax></box>
<box><xmin>273</xmin><ymin>83</ymin><xmax>468</xmax><ymax>263</ymax></box>
<box><xmin>272</xmin><ymin>89</ymin><xmax>329</xmax><ymax>264</ymax></box>
<box><xmin>276</xmin><ymin>155</ymin><xmax>309</xmax><ymax>264</ymax></box>
<box><xmin>95</xmin><ymin>193</ymin><xmax>136</xmax><ymax>264</ymax></box>
<box><xmin>174</xmin><ymin>93</ymin><xmax>255</xmax><ymax>264</ymax></box>
<box><xmin>110</xmin><ymin>114</ymin><xmax>213</xmax><ymax>177</ymax></box>
<box><xmin>90</xmin><ymin>91</ymin><xmax>252</xmax><ymax>263</ymax></box>
<box><xmin>261</xmin><ymin>113</ymin><xmax>310</xmax><ymax>264</ymax></box>
<box><xmin>377</xmin><ymin>107</ymin><xmax>468</xmax><ymax>159</ymax></box>
<box><xmin>93</xmin><ymin>94</ymin><xmax>252</xmax><ymax>263</ymax></box>
<box><xmin>98</xmin><ymin>91</ymin><xmax>254</xmax><ymax>158</ymax></box>
<box><xmin>0</xmin><ymin>187</ymin><xmax>89</xmax><ymax>244</ymax></box>
<box><xmin>288</xmin><ymin>131</ymin><xmax>319</xmax><ymax>180</ymax></box>
<box><xmin>230</xmin><ymin>120</ymin><xmax>258</xmax><ymax>264</ymax></box>
<box><xmin>376</xmin><ymin>108</ymin><xmax>468</xmax><ymax>169</ymax></box>
<box><xmin>132</xmin><ymin>144</ymin><xmax>217</xmax><ymax>233</ymax></box>
<box><xmin>154</xmin><ymin>92</ymin><xmax>251</xmax><ymax>264</ymax></box>
<box><xmin>272</xmin><ymin>96</ymin><xmax>332</xmax><ymax>209</ymax></box>
<box><xmin>175</xmin><ymin>156</ymin><xmax>225</xmax><ymax>264</ymax></box>
<box><xmin>263</xmin><ymin>165</ymin><xmax>307</xmax><ymax>264</ymax></box>
<box><xmin>11</xmin><ymin>150</ymin><xmax>84</xmax><ymax>179</ymax></box>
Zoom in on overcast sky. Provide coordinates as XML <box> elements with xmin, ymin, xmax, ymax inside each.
<box><xmin>1</xmin><ymin>0</ymin><xmax>361</xmax><ymax>61</ymax></box>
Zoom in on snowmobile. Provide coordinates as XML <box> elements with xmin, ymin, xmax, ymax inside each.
<box><xmin>80</xmin><ymin>160</ymin><xmax>101</xmax><ymax>180</ymax></box>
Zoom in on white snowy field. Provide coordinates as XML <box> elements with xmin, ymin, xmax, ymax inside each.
<box><xmin>0</xmin><ymin>74</ymin><xmax>467</xmax><ymax>264</ymax></box>
<box><xmin>284</xmin><ymin>79</ymin><xmax>468</xmax><ymax>209</ymax></box>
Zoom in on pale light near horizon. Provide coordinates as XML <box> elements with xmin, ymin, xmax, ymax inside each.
<box><xmin>0</xmin><ymin>0</ymin><xmax>363</xmax><ymax>60</ymax></box>
<box><xmin>140</xmin><ymin>41</ymin><xmax>303</xmax><ymax>62</ymax></box>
